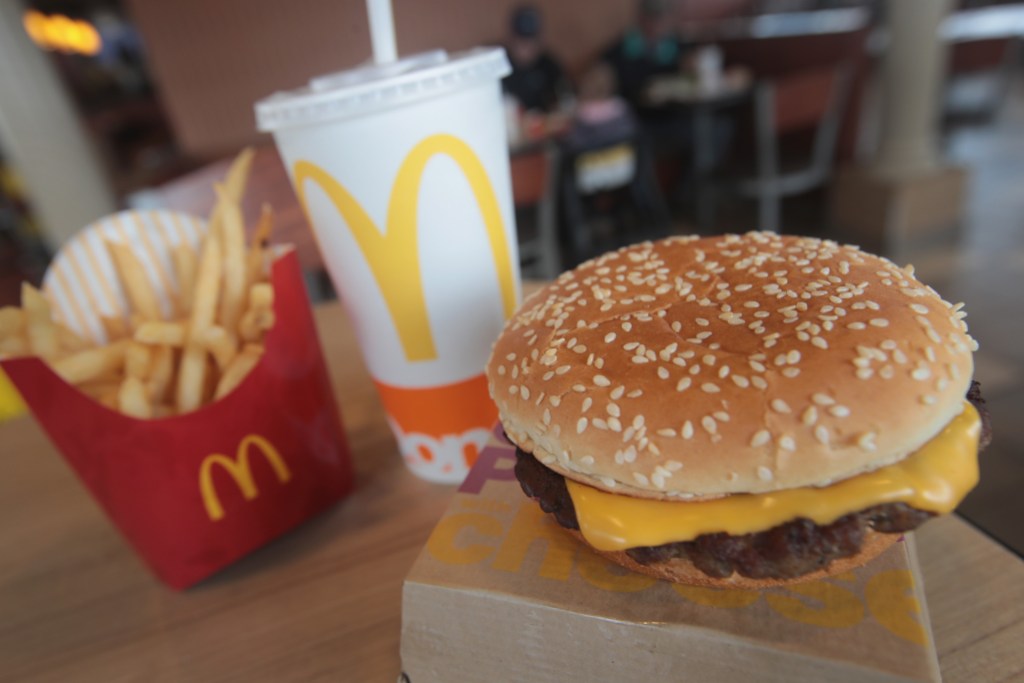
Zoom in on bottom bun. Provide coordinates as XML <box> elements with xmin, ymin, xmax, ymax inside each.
<box><xmin>564</xmin><ymin>528</ymin><xmax>899</xmax><ymax>589</ymax></box>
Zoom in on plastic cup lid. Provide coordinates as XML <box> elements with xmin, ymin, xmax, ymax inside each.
<box><xmin>255</xmin><ymin>47</ymin><xmax>511</xmax><ymax>132</ymax></box>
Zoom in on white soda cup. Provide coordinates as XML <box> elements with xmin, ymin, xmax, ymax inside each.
<box><xmin>255</xmin><ymin>48</ymin><xmax>521</xmax><ymax>483</ymax></box>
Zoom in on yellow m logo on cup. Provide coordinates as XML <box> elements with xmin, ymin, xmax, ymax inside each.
<box><xmin>199</xmin><ymin>434</ymin><xmax>292</xmax><ymax>521</ymax></box>
<box><xmin>293</xmin><ymin>133</ymin><xmax>518</xmax><ymax>362</ymax></box>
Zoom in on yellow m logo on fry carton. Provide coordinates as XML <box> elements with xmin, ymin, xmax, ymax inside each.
<box><xmin>293</xmin><ymin>133</ymin><xmax>518</xmax><ymax>363</ymax></box>
<box><xmin>199</xmin><ymin>434</ymin><xmax>291</xmax><ymax>521</ymax></box>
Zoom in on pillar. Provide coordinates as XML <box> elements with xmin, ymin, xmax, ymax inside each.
<box><xmin>0</xmin><ymin>0</ymin><xmax>117</xmax><ymax>249</ymax></box>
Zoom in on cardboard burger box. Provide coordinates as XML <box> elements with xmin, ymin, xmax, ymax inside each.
<box><xmin>400</xmin><ymin>429</ymin><xmax>941</xmax><ymax>683</ymax></box>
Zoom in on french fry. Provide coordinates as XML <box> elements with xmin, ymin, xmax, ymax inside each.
<box><xmin>0</xmin><ymin>306</ymin><xmax>25</xmax><ymax>337</ymax></box>
<box><xmin>199</xmin><ymin>326</ymin><xmax>237</xmax><ymax>370</ymax></box>
<box><xmin>51</xmin><ymin>341</ymin><xmax>127</xmax><ymax>385</ymax></box>
<box><xmin>146</xmin><ymin>345</ymin><xmax>174</xmax><ymax>403</ymax></box>
<box><xmin>118</xmin><ymin>376</ymin><xmax>152</xmax><ymax>419</ymax></box>
<box><xmin>125</xmin><ymin>341</ymin><xmax>153</xmax><ymax>380</ymax></box>
<box><xmin>22</xmin><ymin>283</ymin><xmax>59</xmax><ymax>358</ymax></box>
<box><xmin>151</xmin><ymin>403</ymin><xmax>175</xmax><ymax>419</ymax></box>
<box><xmin>215</xmin><ymin>185</ymin><xmax>246</xmax><ymax>341</ymax></box>
<box><xmin>214</xmin><ymin>344</ymin><xmax>263</xmax><ymax>400</ymax></box>
<box><xmin>78</xmin><ymin>378</ymin><xmax>123</xmax><ymax>400</ymax></box>
<box><xmin>0</xmin><ymin>334</ymin><xmax>28</xmax><ymax>356</ymax></box>
<box><xmin>246</xmin><ymin>204</ymin><xmax>274</xmax><ymax>286</ymax></box>
<box><xmin>135</xmin><ymin>320</ymin><xmax>188</xmax><ymax>347</ymax></box>
<box><xmin>100</xmin><ymin>314</ymin><xmax>130</xmax><ymax>341</ymax></box>
<box><xmin>223</xmin><ymin>147</ymin><xmax>255</xmax><ymax>206</ymax></box>
<box><xmin>56</xmin><ymin>323</ymin><xmax>91</xmax><ymax>352</ymax></box>
<box><xmin>238</xmin><ymin>309</ymin><xmax>275</xmax><ymax>343</ymax></box>
<box><xmin>172</xmin><ymin>244</ymin><xmax>198</xmax><ymax>316</ymax></box>
<box><xmin>238</xmin><ymin>281</ymin><xmax>276</xmax><ymax>342</ymax></box>
<box><xmin>107</xmin><ymin>242</ymin><xmax>162</xmax><ymax>321</ymax></box>
<box><xmin>176</xmin><ymin>232</ymin><xmax>221</xmax><ymax>413</ymax></box>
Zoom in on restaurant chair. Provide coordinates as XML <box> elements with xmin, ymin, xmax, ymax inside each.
<box><xmin>560</xmin><ymin>134</ymin><xmax>670</xmax><ymax>265</ymax></box>
<box><xmin>699</xmin><ymin>62</ymin><xmax>852</xmax><ymax>233</ymax></box>
<box><xmin>943</xmin><ymin>36</ymin><xmax>1020</xmax><ymax>128</ymax></box>
<box><xmin>511</xmin><ymin>144</ymin><xmax>562</xmax><ymax>279</ymax></box>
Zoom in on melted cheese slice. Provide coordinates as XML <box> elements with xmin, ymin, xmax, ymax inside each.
<box><xmin>566</xmin><ymin>403</ymin><xmax>981</xmax><ymax>552</ymax></box>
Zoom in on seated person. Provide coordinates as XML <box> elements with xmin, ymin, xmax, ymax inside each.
<box><xmin>565</xmin><ymin>64</ymin><xmax>637</xmax><ymax>154</ymax></box>
<box><xmin>601</xmin><ymin>0</ymin><xmax>694</xmax><ymax>112</ymax></box>
<box><xmin>502</xmin><ymin>5</ymin><xmax>569</xmax><ymax>113</ymax></box>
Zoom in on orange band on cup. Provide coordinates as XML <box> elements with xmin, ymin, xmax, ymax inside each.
<box><xmin>373</xmin><ymin>373</ymin><xmax>497</xmax><ymax>438</ymax></box>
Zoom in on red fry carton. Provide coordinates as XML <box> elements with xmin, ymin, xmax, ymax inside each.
<box><xmin>1</xmin><ymin>210</ymin><xmax>353</xmax><ymax>589</ymax></box>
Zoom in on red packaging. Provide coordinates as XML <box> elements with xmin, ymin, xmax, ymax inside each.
<box><xmin>2</xmin><ymin>251</ymin><xmax>353</xmax><ymax>589</ymax></box>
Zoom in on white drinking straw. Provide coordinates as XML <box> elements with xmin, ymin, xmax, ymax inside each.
<box><xmin>367</xmin><ymin>0</ymin><xmax>398</xmax><ymax>64</ymax></box>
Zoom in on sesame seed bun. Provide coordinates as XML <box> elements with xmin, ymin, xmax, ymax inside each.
<box><xmin>563</xmin><ymin>527</ymin><xmax>898</xmax><ymax>588</ymax></box>
<box><xmin>487</xmin><ymin>233</ymin><xmax>976</xmax><ymax>500</ymax></box>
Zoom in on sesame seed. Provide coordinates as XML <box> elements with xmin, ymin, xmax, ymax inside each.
<box><xmin>787</xmin><ymin>350</ymin><xmax>801</xmax><ymax>364</ymax></box>
<box><xmin>779</xmin><ymin>435</ymin><xmax>796</xmax><ymax>451</ymax></box>
<box><xmin>594</xmin><ymin>375</ymin><xmax>611</xmax><ymax>386</ymax></box>
<box><xmin>627</xmin><ymin>389</ymin><xmax>644</xmax><ymax>398</ymax></box>
<box><xmin>520</xmin><ymin>386</ymin><xmax>531</xmax><ymax>400</ymax></box>
<box><xmin>812</xmin><ymin>393</ymin><xmax>835</xmax><ymax>406</ymax></box>
<box><xmin>702</xmin><ymin>416</ymin><xmax>717</xmax><ymax>434</ymax></box>
<box><xmin>657</xmin><ymin>428</ymin><xmax>677</xmax><ymax>437</ymax></box>
<box><xmin>633</xmin><ymin>473</ymin><xmax>650</xmax><ymax>486</ymax></box>
<box><xmin>802</xmin><ymin>406</ymin><xmax>818</xmax><ymax>426</ymax></box>
<box><xmin>814</xmin><ymin>425</ymin><xmax>830</xmax><ymax>445</ymax></box>
<box><xmin>829</xmin><ymin>405</ymin><xmax>851</xmax><ymax>418</ymax></box>
<box><xmin>782</xmin><ymin>367</ymin><xmax>801</xmax><ymax>378</ymax></box>
<box><xmin>666</xmin><ymin>460</ymin><xmax>684</xmax><ymax>471</ymax></box>
<box><xmin>607</xmin><ymin>403</ymin><xmax>621</xmax><ymax>417</ymax></box>
<box><xmin>751</xmin><ymin>430</ymin><xmax>771</xmax><ymax>447</ymax></box>
<box><xmin>751</xmin><ymin>376</ymin><xmax>768</xmax><ymax>390</ymax></box>
<box><xmin>921</xmin><ymin>394</ymin><xmax>938</xmax><ymax>405</ymax></box>
<box><xmin>608</xmin><ymin>417</ymin><xmax>622</xmax><ymax>432</ymax></box>
<box><xmin>555</xmin><ymin>365</ymin><xmax>571</xmax><ymax>375</ymax></box>
<box><xmin>893</xmin><ymin>350</ymin><xmax>908</xmax><ymax>364</ymax></box>
<box><xmin>604</xmin><ymin>332</ymin><xmax>617</xmax><ymax>343</ymax></box>
<box><xmin>573</xmin><ymin>384</ymin><xmax>586</xmax><ymax>393</ymax></box>
<box><xmin>657</xmin><ymin>367</ymin><xmax>670</xmax><ymax>380</ymax></box>
<box><xmin>577</xmin><ymin>418</ymin><xmax>588</xmax><ymax>434</ymax></box>
<box><xmin>812</xmin><ymin>337</ymin><xmax>828</xmax><ymax>350</ymax></box>
<box><xmin>912</xmin><ymin>366</ymin><xmax>931</xmax><ymax>381</ymax></box>
<box><xmin>847</xmin><ymin>322</ymin><xmax>867</xmax><ymax>330</ymax></box>
<box><xmin>682</xmin><ymin>421</ymin><xmax>694</xmax><ymax>439</ymax></box>
<box><xmin>757</xmin><ymin>466</ymin><xmax>774</xmax><ymax>481</ymax></box>
<box><xmin>676</xmin><ymin>377</ymin><xmax>692</xmax><ymax>392</ymax></box>
<box><xmin>497</xmin><ymin>365</ymin><xmax>506</xmax><ymax>376</ymax></box>
<box><xmin>750</xmin><ymin>360</ymin><xmax>767</xmax><ymax>373</ymax></box>
<box><xmin>771</xmin><ymin>398</ymin><xmax>791</xmax><ymax>414</ymax></box>
<box><xmin>910</xmin><ymin>303</ymin><xmax>929</xmax><ymax>315</ymax></box>
<box><xmin>856</xmin><ymin>367</ymin><xmax>874</xmax><ymax>380</ymax></box>
<box><xmin>622</xmin><ymin>445</ymin><xmax>636</xmax><ymax>461</ymax></box>
<box><xmin>857</xmin><ymin>432</ymin><xmax>877</xmax><ymax>451</ymax></box>
<box><xmin>580</xmin><ymin>455</ymin><xmax>595</xmax><ymax>466</ymax></box>
<box><xmin>632</xmin><ymin>355</ymin><xmax>649</xmax><ymax>364</ymax></box>
<box><xmin>732</xmin><ymin>375</ymin><xmax>750</xmax><ymax>388</ymax></box>
<box><xmin>508</xmin><ymin>385</ymin><xmax>519</xmax><ymax>396</ymax></box>
<box><xmin>701</xmin><ymin>383</ymin><xmax>721</xmax><ymax>393</ymax></box>
<box><xmin>550</xmin><ymin>395</ymin><xmax>561</xmax><ymax>407</ymax></box>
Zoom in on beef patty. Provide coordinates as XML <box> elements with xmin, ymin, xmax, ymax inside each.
<box><xmin>513</xmin><ymin>382</ymin><xmax>991</xmax><ymax>581</ymax></box>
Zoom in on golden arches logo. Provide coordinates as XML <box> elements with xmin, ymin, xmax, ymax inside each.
<box><xmin>199</xmin><ymin>434</ymin><xmax>291</xmax><ymax>521</ymax></box>
<box><xmin>293</xmin><ymin>134</ymin><xmax>517</xmax><ymax>362</ymax></box>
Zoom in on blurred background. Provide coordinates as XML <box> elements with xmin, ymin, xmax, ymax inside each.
<box><xmin>0</xmin><ymin>0</ymin><xmax>1021</xmax><ymax>554</ymax></box>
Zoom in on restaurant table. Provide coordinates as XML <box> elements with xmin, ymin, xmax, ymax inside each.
<box><xmin>1</xmin><ymin>295</ymin><xmax>1023</xmax><ymax>682</ymax></box>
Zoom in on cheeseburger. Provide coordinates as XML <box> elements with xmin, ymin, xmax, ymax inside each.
<box><xmin>486</xmin><ymin>233</ymin><xmax>990</xmax><ymax>588</ymax></box>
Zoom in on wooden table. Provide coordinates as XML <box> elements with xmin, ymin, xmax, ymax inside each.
<box><xmin>1</xmin><ymin>302</ymin><xmax>1022</xmax><ymax>682</ymax></box>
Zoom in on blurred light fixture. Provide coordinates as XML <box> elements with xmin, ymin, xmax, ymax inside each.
<box><xmin>22</xmin><ymin>9</ymin><xmax>102</xmax><ymax>56</ymax></box>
